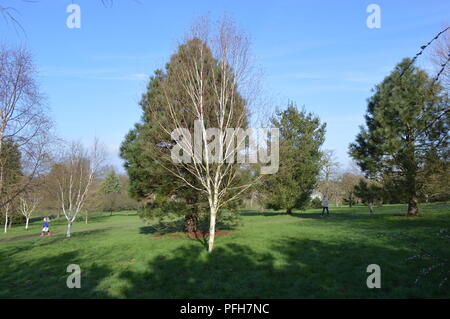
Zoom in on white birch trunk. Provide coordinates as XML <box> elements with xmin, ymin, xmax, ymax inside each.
<box><xmin>208</xmin><ymin>205</ymin><xmax>217</xmax><ymax>253</ymax></box>
<box><xmin>67</xmin><ymin>222</ymin><xmax>72</xmax><ymax>238</ymax></box>
<box><xmin>25</xmin><ymin>217</ymin><xmax>29</xmax><ymax>230</ymax></box>
<box><xmin>3</xmin><ymin>214</ymin><xmax>7</xmax><ymax>233</ymax></box>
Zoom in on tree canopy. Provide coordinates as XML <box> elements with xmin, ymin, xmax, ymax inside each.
<box><xmin>262</xmin><ymin>103</ymin><xmax>326</xmax><ymax>213</ymax></box>
<box><xmin>349</xmin><ymin>58</ymin><xmax>449</xmax><ymax>216</ymax></box>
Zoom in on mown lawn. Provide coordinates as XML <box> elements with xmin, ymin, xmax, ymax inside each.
<box><xmin>0</xmin><ymin>203</ymin><xmax>449</xmax><ymax>298</ymax></box>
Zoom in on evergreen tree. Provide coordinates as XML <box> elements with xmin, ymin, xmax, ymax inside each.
<box><xmin>349</xmin><ymin>58</ymin><xmax>449</xmax><ymax>216</ymax></box>
<box><xmin>0</xmin><ymin>140</ymin><xmax>23</xmax><ymax>229</ymax></box>
<box><xmin>262</xmin><ymin>103</ymin><xmax>326</xmax><ymax>214</ymax></box>
<box><xmin>120</xmin><ymin>38</ymin><xmax>248</xmax><ymax>233</ymax></box>
<box><xmin>353</xmin><ymin>179</ymin><xmax>382</xmax><ymax>213</ymax></box>
<box><xmin>0</xmin><ymin>139</ymin><xmax>22</xmax><ymax>193</ymax></box>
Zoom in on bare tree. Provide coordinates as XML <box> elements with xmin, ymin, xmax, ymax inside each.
<box><xmin>19</xmin><ymin>191</ymin><xmax>40</xmax><ymax>229</ymax></box>
<box><xmin>338</xmin><ymin>172</ymin><xmax>361</xmax><ymax>208</ymax></box>
<box><xmin>51</xmin><ymin>140</ymin><xmax>105</xmax><ymax>237</ymax></box>
<box><xmin>317</xmin><ymin>150</ymin><xmax>341</xmax><ymax>204</ymax></box>
<box><xmin>0</xmin><ymin>46</ymin><xmax>52</xmax><ymax>211</ymax></box>
<box><xmin>145</xmin><ymin>16</ymin><xmax>264</xmax><ymax>252</ymax></box>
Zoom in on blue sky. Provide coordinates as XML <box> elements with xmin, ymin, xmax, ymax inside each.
<box><xmin>1</xmin><ymin>0</ymin><xmax>449</xmax><ymax>171</ymax></box>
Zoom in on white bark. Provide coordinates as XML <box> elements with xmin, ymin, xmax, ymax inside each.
<box><xmin>53</xmin><ymin>140</ymin><xmax>104</xmax><ymax>238</ymax></box>
<box><xmin>20</xmin><ymin>196</ymin><xmax>39</xmax><ymax>230</ymax></box>
<box><xmin>151</xmin><ymin>17</ymin><xmax>259</xmax><ymax>253</ymax></box>
<box><xmin>67</xmin><ymin>221</ymin><xmax>72</xmax><ymax>238</ymax></box>
<box><xmin>3</xmin><ymin>203</ymin><xmax>10</xmax><ymax>233</ymax></box>
<box><xmin>3</xmin><ymin>213</ymin><xmax>7</xmax><ymax>233</ymax></box>
<box><xmin>208</xmin><ymin>205</ymin><xmax>218</xmax><ymax>253</ymax></box>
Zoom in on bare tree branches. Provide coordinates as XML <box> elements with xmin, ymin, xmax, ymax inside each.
<box><xmin>401</xmin><ymin>26</ymin><xmax>450</xmax><ymax>81</ymax></box>
<box><xmin>51</xmin><ymin>139</ymin><xmax>105</xmax><ymax>237</ymax></box>
<box><xmin>19</xmin><ymin>192</ymin><xmax>40</xmax><ymax>229</ymax></box>
<box><xmin>429</xmin><ymin>24</ymin><xmax>450</xmax><ymax>90</ymax></box>
<box><xmin>0</xmin><ymin>46</ymin><xmax>53</xmax><ymax>210</ymax></box>
<box><xmin>146</xmin><ymin>16</ymin><xmax>260</xmax><ymax>252</ymax></box>
<box><xmin>0</xmin><ymin>0</ymin><xmax>33</xmax><ymax>34</ymax></box>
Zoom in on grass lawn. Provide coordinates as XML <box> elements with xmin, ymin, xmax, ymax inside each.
<box><xmin>0</xmin><ymin>203</ymin><xmax>449</xmax><ymax>298</ymax></box>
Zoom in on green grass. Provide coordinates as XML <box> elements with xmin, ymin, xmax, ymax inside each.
<box><xmin>0</xmin><ymin>204</ymin><xmax>449</xmax><ymax>298</ymax></box>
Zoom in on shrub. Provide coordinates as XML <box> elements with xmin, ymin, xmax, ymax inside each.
<box><xmin>309</xmin><ymin>197</ymin><xmax>322</xmax><ymax>209</ymax></box>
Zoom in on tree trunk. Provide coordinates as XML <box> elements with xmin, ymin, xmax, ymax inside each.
<box><xmin>8</xmin><ymin>216</ymin><xmax>12</xmax><ymax>228</ymax></box>
<box><xmin>25</xmin><ymin>217</ymin><xmax>29</xmax><ymax>229</ymax></box>
<box><xmin>208</xmin><ymin>206</ymin><xmax>217</xmax><ymax>253</ymax></box>
<box><xmin>85</xmin><ymin>214</ymin><xmax>88</xmax><ymax>224</ymax></box>
<box><xmin>184</xmin><ymin>214</ymin><xmax>198</xmax><ymax>234</ymax></box>
<box><xmin>287</xmin><ymin>208</ymin><xmax>293</xmax><ymax>215</ymax></box>
<box><xmin>4</xmin><ymin>214</ymin><xmax>7</xmax><ymax>233</ymax></box>
<box><xmin>368</xmin><ymin>202</ymin><xmax>373</xmax><ymax>214</ymax></box>
<box><xmin>66</xmin><ymin>222</ymin><xmax>72</xmax><ymax>237</ymax></box>
<box><xmin>405</xmin><ymin>162</ymin><xmax>418</xmax><ymax>216</ymax></box>
<box><xmin>407</xmin><ymin>195</ymin><xmax>419</xmax><ymax>216</ymax></box>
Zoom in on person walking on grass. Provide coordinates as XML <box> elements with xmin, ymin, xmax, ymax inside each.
<box><xmin>321</xmin><ymin>196</ymin><xmax>330</xmax><ymax>216</ymax></box>
<box><xmin>40</xmin><ymin>217</ymin><xmax>51</xmax><ymax>236</ymax></box>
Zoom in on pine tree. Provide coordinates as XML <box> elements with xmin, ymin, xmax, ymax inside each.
<box><xmin>353</xmin><ymin>179</ymin><xmax>382</xmax><ymax>213</ymax></box>
<box><xmin>262</xmin><ymin>103</ymin><xmax>326</xmax><ymax>214</ymax></box>
<box><xmin>349</xmin><ymin>58</ymin><xmax>449</xmax><ymax>216</ymax></box>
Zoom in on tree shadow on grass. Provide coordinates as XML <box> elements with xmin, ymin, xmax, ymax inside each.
<box><xmin>139</xmin><ymin>217</ymin><xmax>237</xmax><ymax>244</ymax></box>
<box><xmin>110</xmin><ymin>237</ymin><xmax>449</xmax><ymax>299</ymax></box>
<box><xmin>2</xmin><ymin>204</ymin><xmax>449</xmax><ymax>299</ymax></box>
<box><xmin>139</xmin><ymin>223</ymin><xmax>182</xmax><ymax>235</ymax></box>
<box><xmin>139</xmin><ymin>223</ymin><xmax>231</xmax><ymax>251</ymax></box>
<box><xmin>1</xmin><ymin>235</ymin><xmax>449</xmax><ymax>298</ymax></box>
<box><xmin>239</xmin><ymin>210</ymin><xmax>287</xmax><ymax>217</ymax></box>
<box><xmin>0</xmin><ymin>243</ymin><xmax>119</xmax><ymax>298</ymax></box>
<box><xmin>0</xmin><ymin>249</ymin><xmax>110</xmax><ymax>298</ymax></box>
